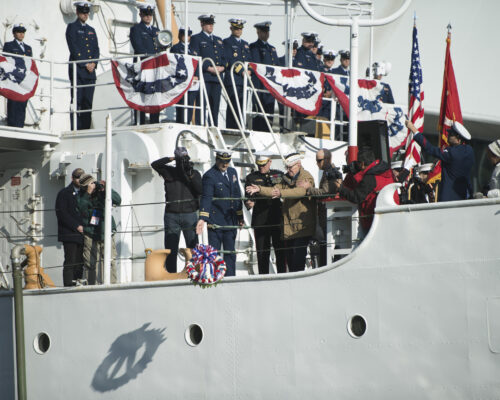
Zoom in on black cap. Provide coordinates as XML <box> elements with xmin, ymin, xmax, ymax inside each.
<box><xmin>74</xmin><ymin>1</ymin><xmax>91</xmax><ymax>13</ymax></box>
<box><xmin>198</xmin><ymin>14</ymin><xmax>215</xmax><ymax>24</ymax></box>
<box><xmin>254</xmin><ymin>21</ymin><xmax>271</xmax><ymax>32</ymax></box>
<box><xmin>12</xmin><ymin>24</ymin><xmax>27</xmax><ymax>34</ymax></box>
<box><xmin>340</xmin><ymin>50</ymin><xmax>350</xmax><ymax>60</ymax></box>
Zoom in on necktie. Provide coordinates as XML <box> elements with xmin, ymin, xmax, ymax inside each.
<box><xmin>223</xmin><ymin>172</ymin><xmax>229</xmax><ymax>183</ymax></box>
<box><xmin>19</xmin><ymin>42</ymin><xmax>25</xmax><ymax>52</ymax></box>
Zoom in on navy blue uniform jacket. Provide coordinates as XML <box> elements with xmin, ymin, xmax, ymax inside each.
<box><xmin>65</xmin><ymin>20</ymin><xmax>100</xmax><ymax>80</ymax></box>
<box><xmin>3</xmin><ymin>40</ymin><xmax>32</xmax><ymax>57</ymax></box>
<box><xmin>130</xmin><ymin>22</ymin><xmax>160</xmax><ymax>57</ymax></box>
<box><xmin>330</xmin><ymin>65</ymin><xmax>349</xmax><ymax>76</ymax></box>
<box><xmin>294</xmin><ymin>46</ymin><xmax>319</xmax><ymax>71</ymax></box>
<box><xmin>223</xmin><ymin>35</ymin><xmax>251</xmax><ymax>87</ymax></box>
<box><xmin>190</xmin><ymin>32</ymin><xmax>226</xmax><ymax>83</ymax></box>
<box><xmin>414</xmin><ymin>133</ymin><xmax>475</xmax><ymax>201</ymax></box>
<box><xmin>199</xmin><ymin>166</ymin><xmax>243</xmax><ymax>229</ymax></box>
<box><xmin>249</xmin><ymin>40</ymin><xmax>278</xmax><ymax>104</ymax></box>
<box><xmin>55</xmin><ymin>184</ymin><xmax>84</xmax><ymax>244</ymax></box>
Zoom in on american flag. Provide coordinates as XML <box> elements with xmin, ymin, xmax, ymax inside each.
<box><xmin>403</xmin><ymin>23</ymin><xmax>424</xmax><ymax>171</ymax></box>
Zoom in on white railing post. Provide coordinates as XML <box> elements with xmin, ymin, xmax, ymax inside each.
<box><xmin>103</xmin><ymin>113</ymin><xmax>113</xmax><ymax>285</ymax></box>
<box><xmin>72</xmin><ymin>62</ymin><xmax>77</xmax><ymax>130</ymax></box>
<box><xmin>348</xmin><ymin>17</ymin><xmax>359</xmax><ymax>162</ymax></box>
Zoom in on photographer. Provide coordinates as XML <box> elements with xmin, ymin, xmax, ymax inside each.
<box><xmin>77</xmin><ymin>174</ymin><xmax>121</xmax><ymax>284</ymax></box>
<box><xmin>334</xmin><ymin>150</ymin><xmax>395</xmax><ymax>234</ymax></box>
<box><xmin>151</xmin><ymin>147</ymin><xmax>202</xmax><ymax>273</ymax></box>
<box><xmin>297</xmin><ymin>149</ymin><xmax>341</xmax><ymax>267</ymax></box>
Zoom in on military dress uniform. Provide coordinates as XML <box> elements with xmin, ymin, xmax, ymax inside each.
<box><xmin>3</xmin><ymin>24</ymin><xmax>33</xmax><ymax>128</ymax></box>
<box><xmin>190</xmin><ymin>15</ymin><xmax>226</xmax><ymax>126</ymax></box>
<box><xmin>66</xmin><ymin>2</ymin><xmax>100</xmax><ymax>130</ymax></box>
<box><xmin>249</xmin><ymin>22</ymin><xmax>279</xmax><ymax>132</ymax></box>
<box><xmin>317</xmin><ymin>50</ymin><xmax>338</xmax><ymax>120</ymax></box>
<box><xmin>245</xmin><ymin>156</ymin><xmax>285</xmax><ymax>274</ymax></box>
<box><xmin>199</xmin><ymin>151</ymin><xmax>243</xmax><ymax>276</ymax></box>
<box><xmin>223</xmin><ymin>19</ymin><xmax>252</xmax><ymax>129</ymax></box>
<box><xmin>170</xmin><ymin>28</ymin><xmax>200</xmax><ymax>124</ymax></box>
<box><xmin>130</xmin><ymin>4</ymin><xmax>161</xmax><ymax>125</ymax></box>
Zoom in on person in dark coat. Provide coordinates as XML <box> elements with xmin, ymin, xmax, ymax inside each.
<box><xmin>278</xmin><ymin>39</ymin><xmax>298</xmax><ymax>67</ymax></box>
<box><xmin>294</xmin><ymin>32</ymin><xmax>320</xmax><ymax>71</ymax></box>
<box><xmin>331</xmin><ymin>50</ymin><xmax>350</xmax><ymax>76</ymax></box>
<box><xmin>407</xmin><ymin>163</ymin><xmax>436</xmax><ymax>204</ymax></box>
<box><xmin>249</xmin><ymin>21</ymin><xmax>279</xmax><ymax>131</ymax></box>
<box><xmin>318</xmin><ymin>49</ymin><xmax>337</xmax><ymax>120</ymax></box>
<box><xmin>66</xmin><ymin>1</ymin><xmax>100</xmax><ymax>130</ymax></box>
<box><xmin>223</xmin><ymin>18</ymin><xmax>252</xmax><ymax>129</ymax></box>
<box><xmin>245</xmin><ymin>151</ymin><xmax>285</xmax><ymax>274</ymax></box>
<box><xmin>372</xmin><ymin>61</ymin><xmax>394</xmax><ymax>104</ymax></box>
<box><xmin>196</xmin><ymin>150</ymin><xmax>244</xmax><ymax>276</ymax></box>
<box><xmin>55</xmin><ymin>168</ymin><xmax>85</xmax><ymax>286</ymax></box>
<box><xmin>3</xmin><ymin>23</ymin><xmax>33</xmax><ymax>128</ymax></box>
<box><xmin>190</xmin><ymin>14</ymin><xmax>226</xmax><ymax>126</ymax></box>
<box><xmin>129</xmin><ymin>3</ymin><xmax>161</xmax><ymax>125</ymax></box>
<box><xmin>170</xmin><ymin>26</ymin><xmax>200</xmax><ymax>125</ymax></box>
<box><xmin>407</xmin><ymin>120</ymin><xmax>475</xmax><ymax>202</ymax></box>
<box><xmin>151</xmin><ymin>147</ymin><xmax>202</xmax><ymax>273</ymax></box>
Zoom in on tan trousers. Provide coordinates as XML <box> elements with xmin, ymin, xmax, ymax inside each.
<box><xmin>83</xmin><ymin>235</ymin><xmax>117</xmax><ymax>284</ymax></box>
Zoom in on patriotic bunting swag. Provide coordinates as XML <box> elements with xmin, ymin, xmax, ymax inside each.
<box><xmin>186</xmin><ymin>244</ymin><xmax>227</xmax><ymax>286</ymax></box>
<box><xmin>325</xmin><ymin>74</ymin><xmax>406</xmax><ymax>156</ymax></box>
<box><xmin>250</xmin><ymin>62</ymin><xmax>324</xmax><ymax>115</ymax></box>
<box><xmin>0</xmin><ymin>55</ymin><xmax>39</xmax><ymax>102</ymax></box>
<box><xmin>111</xmin><ymin>53</ymin><xmax>198</xmax><ymax>113</ymax></box>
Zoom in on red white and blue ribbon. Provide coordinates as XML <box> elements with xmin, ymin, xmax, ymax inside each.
<box><xmin>111</xmin><ymin>53</ymin><xmax>198</xmax><ymax>113</ymax></box>
<box><xmin>0</xmin><ymin>55</ymin><xmax>39</xmax><ymax>102</ymax></box>
<box><xmin>326</xmin><ymin>74</ymin><xmax>407</xmax><ymax>157</ymax></box>
<box><xmin>250</xmin><ymin>62</ymin><xmax>324</xmax><ymax>115</ymax></box>
<box><xmin>186</xmin><ymin>244</ymin><xmax>226</xmax><ymax>285</ymax></box>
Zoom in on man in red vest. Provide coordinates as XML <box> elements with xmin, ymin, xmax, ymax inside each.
<box><xmin>334</xmin><ymin>149</ymin><xmax>395</xmax><ymax>232</ymax></box>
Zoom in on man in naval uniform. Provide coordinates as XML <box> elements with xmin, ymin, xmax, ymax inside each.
<box><xmin>130</xmin><ymin>3</ymin><xmax>161</xmax><ymax>125</ymax></box>
<box><xmin>3</xmin><ymin>23</ymin><xmax>33</xmax><ymax>128</ymax></box>
<box><xmin>66</xmin><ymin>1</ymin><xmax>100</xmax><ymax>130</ymax></box>
<box><xmin>170</xmin><ymin>26</ymin><xmax>200</xmax><ymax>124</ymax></box>
<box><xmin>278</xmin><ymin>39</ymin><xmax>298</xmax><ymax>67</ymax></box>
<box><xmin>407</xmin><ymin>120</ymin><xmax>475</xmax><ymax>202</ymax></box>
<box><xmin>249</xmin><ymin>21</ymin><xmax>279</xmax><ymax>132</ymax></box>
<box><xmin>317</xmin><ymin>49</ymin><xmax>337</xmax><ymax>120</ymax></box>
<box><xmin>223</xmin><ymin>18</ymin><xmax>251</xmax><ymax>129</ymax></box>
<box><xmin>244</xmin><ymin>151</ymin><xmax>285</xmax><ymax>274</ymax></box>
<box><xmin>294</xmin><ymin>32</ymin><xmax>320</xmax><ymax>71</ymax></box>
<box><xmin>331</xmin><ymin>50</ymin><xmax>350</xmax><ymax>76</ymax></box>
<box><xmin>196</xmin><ymin>150</ymin><xmax>244</xmax><ymax>277</ymax></box>
<box><xmin>190</xmin><ymin>14</ymin><xmax>226</xmax><ymax>126</ymax></box>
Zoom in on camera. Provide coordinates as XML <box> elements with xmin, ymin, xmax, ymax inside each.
<box><xmin>342</xmin><ymin>161</ymin><xmax>361</xmax><ymax>175</ymax></box>
<box><xmin>325</xmin><ymin>167</ymin><xmax>342</xmax><ymax>180</ymax></box>
<box><xmin>95</xmin><ymin>182</ymin><xmax>104</xmax><ymax>191</ymax></box>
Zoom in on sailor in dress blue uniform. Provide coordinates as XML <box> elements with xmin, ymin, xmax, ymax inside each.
<box><xmin>294</xmin><ymin>32</ymin><xmax>320</xmax><ymax>71</ymax></box>
<box><xmin>190</xmin><ymin>14</ymin><xmax>226</xmax><ymax>126</ymax></box>
<box><xmin>409</xmin><ymin>120</ymin><xmax>475</xmax><ymax>202</ymax></box>
<box><xmin>330</xmin><ymin>50</ymin><xmax>350</xmax><ymax>76</ymax></box>
<box><xmin>3</xmin><ymin>23</ymin><xmax>33</xmax><ymax>128</ymax></box>
<box><xmin>318</xmin><ymin>50</ymin><xmax>337</xmax><ymax>119</ymax></box>
<box><xmin>196</xmin><ymin>150</ymin><xmax>244</xmax><ymax>277</ymax></box>
<box><xmin>66</xmin><ymin>1</ymin><xmax>100</xmax><ymax>130</ymax></box>
<box><xmin>129</xmin><ymin>3</ymin><xmax>161</xmax><ymax>124</ymax></box>
<box><xmin>278</xmin><ymin>39</ymin><xmax>298</xmax><ymax>67</ymax></box>
<box><xmin>170</xmin><ymin>26</ymin><xmax>200</xmax><ymax>124</ymax></box>
<box><xmin>223</xmin><ymin>18</ymin><xmax>251</xmax><ymax>129</ymax></box>
<box><xmin>249</xmin><ymin>21</ymin><xmax>279</xmax><ymax>131</ymax></box>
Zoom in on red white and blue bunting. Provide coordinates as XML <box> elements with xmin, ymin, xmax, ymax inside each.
<box><xmin>0</xmin><ymin>55</ymin><xmax>39</xmax><ymax>102</ymax></box>
<box><xmin>186</xmin><ymin>244</ymin><xmax>227</xmax><ymax>286</ymax></box>
<box><xmin>250</xmin><ymin>62</ymin><xmax>324</xmax><ymax>115</ymax></box>
<box><xmin>111</xmin><ymin>53</ymin><xmax>198</xmax><ymax>113</ymax></box>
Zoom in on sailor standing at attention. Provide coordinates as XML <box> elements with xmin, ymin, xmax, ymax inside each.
<box><xmin>223</xmin><ymin>18</ymin><xmax>251</xmax><ymax>129</ymax></box>
<box><xmin>196</xmin><ymin>150</ymin><xmax>244</xmax><ymax>277</ymax></box>
<box><xmin>3</xmin><ymin>23</ymin><xmax>33</xmax><ymax>128</ymax></box>
<box><xmin>190</xmin><ymin>15</ymin><xmax>226</xmax><ymax>126</ymax></box>
<box><xmin>331</xmin><ymin>50</ymin><xmax>350</xmax><ymax>76</ymax></box>
<box><xmin>406</xmin><ymin>120</ymin><xmax>475</xmax><ymax>201</ymax></box>
<box><xmin>249</xmin><ymin>21</ymin><xmax>279</xmax><ymax>131</ymax></box>
<box><xmin>129</xmin><ymin>3</ymin><xmax>161</xmax><ymax>125</ymax></box>
<box><xmin>66</xmin><ymin>1</ymin><xmax>100</xmax><ymax>130</ymax></box>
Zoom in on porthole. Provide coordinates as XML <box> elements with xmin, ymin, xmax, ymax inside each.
<box><xmin>347</xmin><ymin>315</ymin><xmax>367</xmax><ymax>338</ymax></box>
<box><xmin>185</xmin><ymin>324</ymin><xmax>203</xmax><ymax>347</ymax></box>
<box><xmin>33</xmin><ymin>332</ymin><xmax>51</xmax><ymax>354</ymax></box>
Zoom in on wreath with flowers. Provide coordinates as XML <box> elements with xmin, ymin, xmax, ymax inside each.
<box><xmin>185</xmin><ymin>244</ymin><xmax>227</xmax><ymax>286</ymax></box>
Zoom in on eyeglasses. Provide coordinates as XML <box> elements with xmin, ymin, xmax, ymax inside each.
<box><xmin>316</xmin><ymin>158</ymin><xmax>324</xmax><ymax>162</ymax></box>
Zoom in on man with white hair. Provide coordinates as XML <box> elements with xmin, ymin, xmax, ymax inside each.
<box><xmin>246</xmin><ymin>152</ymin><xmax>316</xmax><ymax>272</ymax></box>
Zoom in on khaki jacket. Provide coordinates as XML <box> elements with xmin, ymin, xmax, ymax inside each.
<box><xmin>259</xmin><ymin>167</ymin><xmax>316</xmax><ymax>239</ymax></box>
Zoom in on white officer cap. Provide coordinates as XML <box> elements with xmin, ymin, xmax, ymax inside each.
<box><xmin>73</xmin><ymin>1</ymin><xmax>92</xmax><ymax>10</ymax></box>
<box><xmin>488</xmin><ymin>139</ymin><xmax>500</xmax><ymax>158</ymax></box>
<box><xmin>448</xmin><ymin>121</ymin><xmax>471</xmax><ymax>141</ymax></box>
<box><xmin>214</xmin><ymin>148</ymin><xmax>233</xmax><ymax>161</ymax></box>
<box><xmin>137</xmin><ymin>2</ymin><xmax>156</xmax><ymax>11</ymax></box>
<box><xmin>418</xmin><ymin>163</ymin><xmax>434</xmax><ymax>173</ymax></box>
<box><xmin>228</xmin><ymin>18</ymin><xmax>246</xmax><ymax>29</ymax></box>
<box><xmin>339</xmin><ymin>50</ymin><xmax>350</xmax><ymax>59</ymax></box>
<box><xmin>254</xmin><ymin>21</ymin><xmax>272</xmax><ymax>31</ymax></box>
<box><xmin>301</xmin><ymin>32</ymin><xmax>316</xmax><ymax>42</ymax></box>
<box><xmin>391</xmin><ymin>160</ymin><xmax>403</xmax><ymax>170</ymax></box>
<box><xmin>372</xmin><ymin>61</ymin><xmax>392</xmax><ymax>77</ymax></box>
<box><xmin>284</xmin><ymin>152</ymin><xmax>302</xmax><ymax>167</ymax></box>
<box><xmin>323</xmin><ymin>49</ymin><xmax>337</xmax><ymax>59</ymax></box>
<box><xmin>254</xmin><ymin>151</ymin><xmax>273</xmax><ymax>166</ymax></box>
<box><xmin>198</xmin><ymin>14</ymin><xmax>215</xmax><ymax>24</ymax></box>
<box><xmin>12</xmin><ymin>23</ymin><xmax>26</xmax><ymax>33</ymax></box>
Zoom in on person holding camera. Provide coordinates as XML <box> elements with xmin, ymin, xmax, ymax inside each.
<box><xmin>77</xmin><ymin>174</ymin><xmax>121</xmax><ymax>284</ymax></box>
<box><xmin>297</xmin><ymin>149</ymin><xmax>341</xmax><ymax>267</ymax></box>
<box><xmin>334</xmin><ymin>150</ymin><xmax>395</xmax><ymax>234</ymax></box>
<box><xmin>151</xmin><ymin>147</ymin><xmax>202</xmax><ymax>273</ymax></box>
